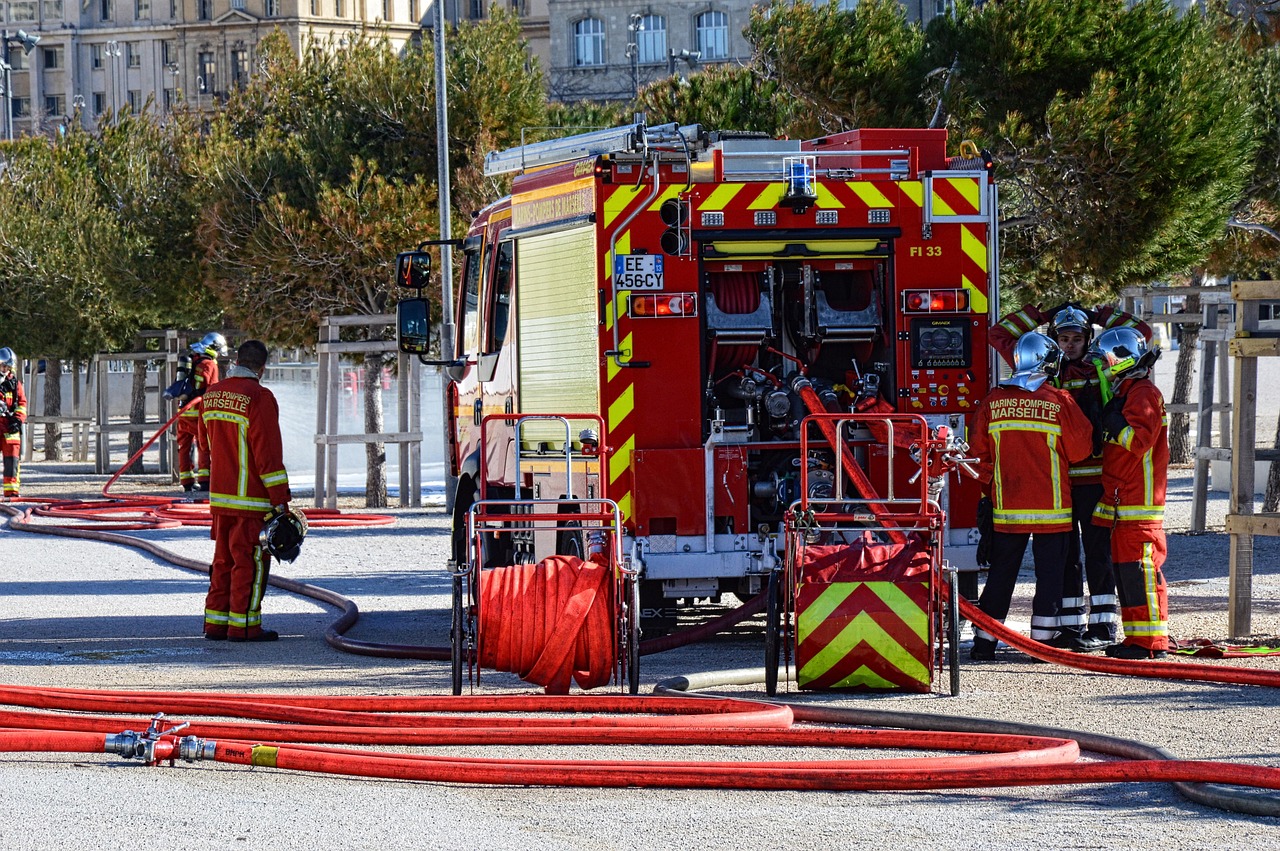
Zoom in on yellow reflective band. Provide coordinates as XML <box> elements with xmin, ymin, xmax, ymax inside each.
<box><xmin>1069</xmin><ymin>465</ymin><xmax>1103</xmax><ymax>477</ymax></box>
<box><xmin>946</xmin><ymin>177</ymin><xmax>980</xmax><ymax>212</ymax></box>
<box><xmin>850</xmin><ymin>182</ymin><xmax>893</xmax><ymax>208</ymax></box>
<box><xmin>250</xmin><ymin>745</ymin><xmax>279</xmax><ymax>768</ymax></box>
<box><xmin>748</xmin><ymin>183</ymin><xmax>789</xmax><ymax>209</ymax></box>
<box><xmin>699</xmin><ymin>183</ymin><xmax>745</xmax><ymax>211</ymax></box>
<box><xmin>898</xmin><ymin>182</ymin><xmax>923</xmax><ymax>207</ymax></box>
<box><xmin>609</xmin><ymin>433</ymin><xmax>634</xmax><ymax>485</ymax></box>
<box><xmin>616</xmin><ymin>491</ymin><xmax>632</xmax><ymax>523</ymax></box>
<box><xmin>646</xmin><ymin>185</ymin><xmax>684</xmax><ymax>211</ymax></box>
<box><xmin>962</xmin><ymin>225</ymin><xmax>988</xmax><ymax>270</ymax></box>
<box><xmin>961</xmin><ymin>273</ymin><xmax>988</xmax><ymax>314</ymax></box>
<box><xmin>814</xmin><ymin>184</ymin><xmax>844</xmax><ymax>209</ymax></box>
<box><xmin>607</xmin><ymin>383</ymin><xmax>634</xmax><ymax>432</ymax></box>
<box><xmin>1048</xmin><ymin>433</ymin><xmax>1062</xmax><ymax>506</ymax></box>
<box><xmin>994</xmin><ymin>509</ymin><xmax>1072</xmax><ymax>524</ymax></box>
<box><xmin>603</xmin><ymin>185</ymin><xmax>644</xmax><ymax>230</ymax></box>
<box><xmin>930</xmin><ymin>187</ymin><xmax>956</xmax><ymax>217</ymax></box>
<box><xmin>607</xmin><ymin>332</ymin><xmax>634</xmax><ymax>382</ymax></box>
<box><xmin>989</xmin><ymin>420</ymin><xmax>1064</xmax><ymax>436</ymax></box>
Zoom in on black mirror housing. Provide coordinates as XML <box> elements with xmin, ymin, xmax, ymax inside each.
<box><xmin>397</xmin><ymin>297</ymin><xmax>433</xmax><ymax>355</ymax></box>
<box><xmin>397</xmin><ymin>250</ymin><xmax>432</xmax><ymax>289</ymax></box>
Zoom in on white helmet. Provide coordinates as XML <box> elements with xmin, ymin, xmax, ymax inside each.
<box><xmin>1091</xmin><ymin>327</ymin><xmax>1158</xmax><ymax>387</ymax></box>
<box><xmin>191</xmin><ymin>332</ymin><xmax>228</xmax><ymax>358</ymax></box>
<box><xmin>0</xmin><ymin>347</ymin><xmax>13</xmax><ymax>371</ymax></box>
<box><xmin>1003</xmin><ymin>332</ymin><xmax>1062</xmax><ymax>392</ymax></box>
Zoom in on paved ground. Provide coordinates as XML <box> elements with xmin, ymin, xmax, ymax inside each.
<box><xmin>1</xmin><ymin>461</ymin><xmax>1279</xmax><ymax>850</ymax></box>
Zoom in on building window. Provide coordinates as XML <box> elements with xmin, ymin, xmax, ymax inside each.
<box><xmin>309</xmin><ymin>0</ymin><xmax>318</xmax><ymax>14</ymax></box>
<box><xmin>335</xmin><ymin>0</ymin><xmax>343</xmax><ymax>15</ymax></box>
<box><xmin>381</xmin><ymin>0</ymin><xmax>389</xmax><ymax>20</ymax></box>
<box><xmin>162</xmin><ymin>40</ymin><xmax>176</xmax><ymax>65</ymax></box>
<box><xmin>10</xmin><ymin>0</ymin><xmax>37</xmax><ymax>19</ymax></box>
<box><xmin>572</xmin><ymin>17</ymin><xmax>604</xmax><ymax>67</ymax></box>
<box><xmin>43</xmin><ymin>0</ymin><xmax>64</xmax><ymax>17</ymax></box>
<box><xmin>135</xmin><ymin>0</ymin><xmax>148</xmax><ymax>17</ymax></box>
<box><xmin>934</xmin><ymin>0</ymin><xmax>954</xmax><ymax>16</ymax></box>
<box><xmin>264</xmin><ymin>0</ymin><xmax>277</xmax><ymax>15</ymax></box>
<box><xmin>99</xmin><ymin>0</ymin><xmax>111</xmax><ymax>19</ymax></box>
<box><xmin>93</xmin><ymin>92</ymin><xmax>107</xmax><ymax>114</ymax></box>
<box><xmin>163</xmin><ymin>88</ymin><xmax>175</xmax><ymax>111</ymax></box>
<box><xmin>12</xmin><ymin>97</ymin><xmax>31</xmax><ymax>118</ymax></box>
<box><xmin>198</xmin><ymin>50</ymin><xmax>216</xmax><ymax>93</ymax></box>
<box><xmin>198</xmin><ymin>0</ymin><xmax>211</xmax><ymax>18</ymax></box>
<box><xmin>127</xmin><ymin>42</ymin><xmax>140</xmax><ymax>68</ymax></box>
<box><xmin>635</xmin><ymin>14</ymin><xmax>665</xmax><ymax>64</ymax></box>
<box><xmin>696</xmin><ymin>11</ymin><xmax>728</xmax><ymax>61</ymax></box>
<box><xmin>9</xmin><ymin>50</ymin><xmax>27</xmax><ymax>71</ymax></box>
<box><xmin>170</xmin><ymin>0</ymin><xmax>177</xmax><ymax>15</ymax></box>
<box><xmin>231</xmin><ymin>48</ymin><xmax>249</xmax><ymax>88</ymax></box>
<box><xmin>409</xmin><ymin>0</ymin><xmax>417</xmax><ymax>19</ymax></box>
<box><xmin>91</xmin><ymin>44</ymin><xmax>104</xmax><ymax>69</ymax></box>
<box><xmin>45</xmin><ymin>94</ymin><xmax>66</xmax><ymax>115</ymax></box>
<box><xmin>42</xmin><ymin>46</ymin><xmax>63</xmax><ymax>70</ymax></box>
<box><xmin>127</xmin><ymin>89</ymin><xmax>141</xmax><ymax>112</ymax></box>
<box><xmin>231</xmin><ymin>0</ymin><xmax>244</xmax><ymax>9</ymax></box>
<box><xmin>468</xmin><ymin>0</ymin><xmax>482</xmax><ymax>18</ymax></box>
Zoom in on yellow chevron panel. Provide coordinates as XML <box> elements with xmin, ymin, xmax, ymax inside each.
<box><xmin>615</xmin><ymin>491</ymin><xmax>632</xmax><ymax>523</ymax></box>
<box><xmin>961</xmin><ymin>225</ymin><xmax>987</xmax><ymax>272</ymax></box>
<box><xmin>898</xmin><ymin>182</ymin><xmax>924</xmax><ymax>207</ymax></box>
<box><xmin>604</xmin><ymin>231</ymin><xmax>632</xmax><ymax>333</ymax></box>
<box><xmin>608</xmin><ymin>383</ymin><xmax>634</xmax><ymax>432</ymax></box>
<box><xmin>647</xmin><ymin>185</ymin><xmax>683</xmax><ymax>210</ymax></box>
<box><xmin>962</xmin><ymin>274</ymin><xmax>989</xmax><ymax>314</ymax></box>
<box><xmin>748</xmin><ymin>183</ymin><xmax>788</xmax><ymax>210</ymax></box>
<box><xmin>798</xmin><ymin>609</ymin><xmax>930</xmax><ymax>684</ymax></box>
<box><xmin>930</xmin><ymin>190</ymin><xmax>957</xmax><ymax>217</ymax></box>
<box><xmin>832</xmin><ymin>666</ymin><xmax>900</xmax><ymax>689</ymax></box>
<box><xmin>944</xmin><ymin>177</ymin><xmax>980</xmax><ymax>213</ymax></box>
<box><xmin>815</xmin><ymin>184</ymin><xmax>845</xmax><ymax>209</ymax></box>
<box><xmin>700</xmin><ymin>183</ymin><xmax>745</xmax><ymax>210</ymax></box>
<box><xmin>603</xmin><ymin>186</ymin><xmax>643</xmax><ymax>229</ymax></box>
<box><xmin>607</xmin><ymin>332</ymin><xmax>633</xmax><ymax>382</ymax></box>
<box><xmin>609</xmin><ymin>433</ymin><xmax>635</xmax><ymax>485</ymax></box>
<box><xmin>850</xmin><ymin>182</ymin><xmax>893</xmax><ymax>208</ymax></box>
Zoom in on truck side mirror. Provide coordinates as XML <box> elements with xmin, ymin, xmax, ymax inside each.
<box><xmin>397</xmin><ymin>297</ymin><xmax>433</xmax><ymax>355</ymax></box>
<box><xmin>397</xmin><ymin>250</ymin><xmax>432</xmax><ymax>289</ymax></box>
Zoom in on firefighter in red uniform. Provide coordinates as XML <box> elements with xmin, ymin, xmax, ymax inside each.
<box><xmin>1090</xmin><ymin>327</ymin><xmax>1169</xmax><ymax>659</ymax></box>
<box><xmin>0</xmin><ymin>348</ymin><xmax>27</xmax><ymax>501</ymax></box>
<box><xmin>968</xmin><ymin>333</ymin><xmax>1094</xmax><ymax>661</ymax></box>
<box><xmin>991</xmin><ymin>302</ymin><xmax>1151</xmax><ymax>650</ymax></box>
<box><xmin>171</xmin><ymin>332</ymin><xmax>227</xmax><ymax>493</ymax></box>
<box><xmin>197</xmin><ymin>340</ymin><xmax>291</xmax><ymax>642</ymax></box>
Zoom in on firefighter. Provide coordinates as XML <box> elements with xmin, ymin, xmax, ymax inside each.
<box><xmin>0</xmin><ymin>348</ymin><xmax>27</xmax><ymax>501</ymax></box>
<box><xmin>991</xmin><ymin>302</ymin><xmax>1152</xmax><ymax>650</ymax></box>
<box><xmin>197</xmin><ymin>340</ymin><xmax>291</xmax><ymax>642</ymax></box>
<box><xmin>968</xmin><ymin>333</ymin><xmax>1095</xmax><ymax>661</ymax></box>
<box><xmin>171</xmin><ymin>332</ymin><xmax>227</xmax><ymax>493</ymax></box>
<box><xmin>1090</xmin><ymin>327</ymin><xmax>1169</xmax><ymax>660</ymax></box>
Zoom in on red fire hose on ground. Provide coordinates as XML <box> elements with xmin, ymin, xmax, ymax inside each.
<box><xmin>0</xmin><ymin>682</ymin><xmax>1279</xmax><ymax>805</ymax></box>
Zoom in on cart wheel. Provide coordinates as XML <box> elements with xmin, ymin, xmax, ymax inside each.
<box><xmin>947</xmin><ymin>568</ymin><xmax>961</xmax><ymax>697</ymax></box>
<box><xmin>765</xmin><ymin>569</ymin><xmax>781</xmax><ymax>697</ymax></box>
<box><xmin>450</xmin><ymin>575</ymin><xmax>465</xmax><ymax>696</ymax></box>
<box><xmin>626</xmin><ymin>575</ymin><xmax>641</xmax><ymax>695</ymax></box>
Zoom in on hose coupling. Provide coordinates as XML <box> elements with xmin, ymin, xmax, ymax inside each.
<box><xmin>105</xmin><ymin>712</ymin><xmax>190</xmax><ymax>765</ymax></box>
<box><xmin>178</xmin><ymin>736</ymin><xmax>218</xmax><ymax>762</ymax></box>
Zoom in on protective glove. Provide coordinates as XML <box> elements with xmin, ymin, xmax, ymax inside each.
<box><xmin>976</xmin><ymin>496</ymin><xmax>994</xmax><ymax>567</ymax></box>
<box><xmin>1100</xmin><ymin>396</ymin><xmax>1129</xmax><ymax>442</ymax></box>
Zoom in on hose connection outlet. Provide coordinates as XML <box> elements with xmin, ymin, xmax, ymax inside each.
<box><xmin>178</xmin><ymin>736</ymin><xmax>218</xmax><ymax>762</ymax></box>
<box><xmin>105</xmin><ymin>712</ymin><xmax>190</xmax><ymax>766</ymax></box>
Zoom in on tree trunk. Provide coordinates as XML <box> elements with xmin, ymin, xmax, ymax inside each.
<box><xmin>42</xmin><ymin>358</ymin><xmax>63</xmax><ymax>461</ymax></box>
<box><xmin>126</xmin><ymin>359</ymin><xmax>148</xmax><ymax>474</ymax></box>
<box><xmin>364</xmin><ymin>356</ymin><xmax>388</xmax><ymax>508</ymax></box>
<box><xmin>1168</xmin><ymin>291</ymin><xmax>1200</xmax><ymax>464</ymax></box>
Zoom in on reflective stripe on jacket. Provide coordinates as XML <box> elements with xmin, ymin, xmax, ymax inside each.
<box><xmin>969</xmin><ymin>383</ymin><xmax>1095</xmax><ymax>534</ymax></box>
<box><xmin>1092</xmin><ymin>377</ymin><xmax>1168</xmax><ymax>529</ymax></box>
<box><xmin>198</xmin><ymin>375</ymin><xmax>290</xmax><ymax>516</ymax></box>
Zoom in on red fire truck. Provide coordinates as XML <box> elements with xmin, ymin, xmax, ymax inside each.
<box><xmin>397</xmin><ymin>121</ymin><xmax>999</xmax><ymax>629</ymax></box>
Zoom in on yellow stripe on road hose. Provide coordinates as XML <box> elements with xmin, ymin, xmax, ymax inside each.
<box><xmin>251</xmin><ymin>745</ymin><xmax>280</xmax><ymax>768</ymax></box>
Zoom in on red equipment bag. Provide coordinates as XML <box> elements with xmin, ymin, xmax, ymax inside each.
<box><xmin>794</xmin><ymin>533</ymin><xmax>933</xmax><ymax>692</ymax></box>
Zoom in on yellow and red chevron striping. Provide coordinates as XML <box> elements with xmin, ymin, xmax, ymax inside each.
<box><xmin>796</xmin><ymin>580</ymin><xmax>933</xmax><ymax>692</ymax></box>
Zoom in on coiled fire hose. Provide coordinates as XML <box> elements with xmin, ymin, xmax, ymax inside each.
<box><xmin>478</xmin><ymin>556</ymin><xmax>617</xmax><ymax>692</ymax></box>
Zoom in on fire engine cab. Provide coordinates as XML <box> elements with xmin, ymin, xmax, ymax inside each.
<box><xmin>398</xmin><ymin>121</ymin><xmax>999</xmax><ymax>628</ymax></box>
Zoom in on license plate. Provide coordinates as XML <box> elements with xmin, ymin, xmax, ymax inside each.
<box><xmin>614</xmin><ymin>254</ymin><xmax>664</xmax><ymax>290</ymax></box>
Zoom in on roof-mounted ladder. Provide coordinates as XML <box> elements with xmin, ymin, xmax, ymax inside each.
<box><xmin>484</xmin><ymin>122</ymin><xmax>705</xmax><ymax>177</ymax></box>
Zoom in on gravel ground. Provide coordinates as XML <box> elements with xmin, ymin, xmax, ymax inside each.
<box><xmin>1</xmin><ymin>460</ymin><xmax>1279</xmax><ymax>851</ymax></box>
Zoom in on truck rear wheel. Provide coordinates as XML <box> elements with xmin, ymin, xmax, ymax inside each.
<box><xmin>451</xmin><ymin>478</ymin><xmax>515</xmax><ymax>569</ymax></box>
<box><xmin>639</xmin><ymin>579</ymin><xmax>677</xmax><ymax>637</ymax></box>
